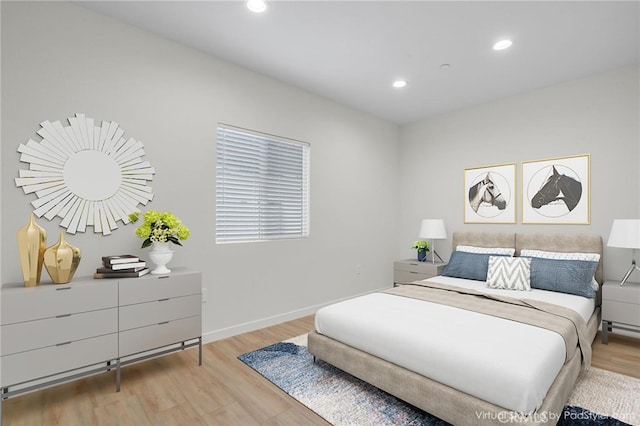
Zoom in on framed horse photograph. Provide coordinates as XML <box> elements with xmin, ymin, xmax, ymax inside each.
<box><xmin>521</xmin><ymin>154</ymin><xmax>590</xmax><ymax>224</ymax></box>
<box><xmin>464</xmin><ymin>163</ymin><xmax>516</xmax><ymax>224</ymax></box>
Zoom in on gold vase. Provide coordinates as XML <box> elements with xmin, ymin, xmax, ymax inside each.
<box><xmin>17</xmin><ymin>213</ymin><xmax>47</xmax><ymax>287</ymax></box>
<box><xmin>44</xmin><ymin>231</ymin><xmax>82</xmax><ymax>284</ymax></box>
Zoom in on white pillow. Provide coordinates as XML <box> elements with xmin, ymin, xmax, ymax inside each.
<box><xmin>457</xmin><ymin>245</ymin><xmax>515</xmax><ymax>256</ymax></box>
<box><xmin>519</xmin><ymin>249</ymin><xmax>600</xmax><ymax>262</ymax></box>
<box><xmin>520</xmin><ymin>249</ymin><xmax>600</xmax><ymax>291</ymax></box>
<box><xmin>486</xmin><ymin>256</ymin><xmax>531</xmax><ymax>291</ymax></box>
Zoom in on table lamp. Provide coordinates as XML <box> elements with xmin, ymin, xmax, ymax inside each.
<box><xmin>607</xmin><ymin>219</ymin><xmax>640</xmax><ymax>286</ymax></box>
<box><xmin>418</xmin><ymin>219</ymin><xmax>447</xmax><ymax>264</ymax></box>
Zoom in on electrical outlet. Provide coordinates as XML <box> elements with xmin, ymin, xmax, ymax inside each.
<box><xmin>355</xmin><ymin>264</ymin><xmax>361</xmax><ymax>275</ymax></box>
<box><xmin>201</xmin><ymin>288</ymin><xmax>207</xmax><ymax>303</ymax></box>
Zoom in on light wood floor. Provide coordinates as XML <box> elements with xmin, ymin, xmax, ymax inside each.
<box><xmin>2</xmin><ymin>315</ymin><xmax>638</xmax><ymax>425</ymax></box>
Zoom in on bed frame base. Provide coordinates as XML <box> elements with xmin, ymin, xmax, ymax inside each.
<box><xmin>309</xmin><ymin>309</ymin><xmax>599</xmax><ymax>426</ymax></box>
<box><xmin>309</xmin><ymin>331</ymin><xmax>578</xmax><ymax>425</ymax></box>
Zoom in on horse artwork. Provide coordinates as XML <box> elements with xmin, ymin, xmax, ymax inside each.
<box><xmin>522</xmin><ymin>154</ymin><xmax>590</xmax><ymax>224</ymax></box>
<box><xmin>530</xmin><ymin>165</ymin><xmax>582</xmax><ymax>212</ymax></box>
<box><xmin>468</xmin><ymin>172</ymin><xmax>507</xmax><ymax>213</ymax></box>
<box><xmin>464</xmin><ymin>164</ymin><xmax>515</xmax><ymax>224</ymax></box>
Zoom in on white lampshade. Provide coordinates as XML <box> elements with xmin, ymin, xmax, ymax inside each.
<box><xmin>607</xmin><ymin>219</ymin><xmax>640</xmax><ymax>249</ymax></box>
<box><xmin>418</xmin><ymin>219</ymin><xmax>447</xmax><ymax>240</ymax></box>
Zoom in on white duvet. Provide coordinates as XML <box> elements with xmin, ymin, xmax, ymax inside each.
<box><xmin>314</xmin><ymin>275</ymin><xmax>595</xmax><ymax>414</ymax></box>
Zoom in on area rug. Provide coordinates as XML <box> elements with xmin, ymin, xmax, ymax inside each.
<box><xmin>238</xmin><ymin>334</ymin><xmax>639</xmax><ymax>426</ymax></box>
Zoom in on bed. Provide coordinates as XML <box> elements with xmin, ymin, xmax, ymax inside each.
<box><xmin>308</xmin><ymin>231</ymin><xmax>603</xmax><ymax>425</ymax></box>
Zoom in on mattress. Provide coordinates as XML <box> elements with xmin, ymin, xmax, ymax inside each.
<box><xmin>314</xmin><ymin>276</ymin><xmax>595</xmax><ymax>413</ymax></box>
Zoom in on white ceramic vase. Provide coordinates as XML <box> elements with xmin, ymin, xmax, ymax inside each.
<box><xmin>148</xmin><ymin>242</ymin><xmax>174</xmax><ymax>275</ymax></box>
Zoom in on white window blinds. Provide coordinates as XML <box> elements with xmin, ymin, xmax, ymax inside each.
<box><xmin>216</xmin><ymin>125</ymin><xmax>310</xmax><ymax>243</ymax></box>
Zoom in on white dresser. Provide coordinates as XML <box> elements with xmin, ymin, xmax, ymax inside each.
<box><xmin>1</xmin><ymin>279</ymin><xmax>119</xmax><ymax>387</ymax></box>
<box><xmin>1</xmin><ymin>268</ymin><xmax>202</xmax><ymax>416</ymax></box>
<box><xmin>118</xmin><ymin>269</ymin><xmax>202</xmax><ymax>370</ymax></box>
<box><xmin>393</xmin><ymin>259</ymin><xmax>447</xmax><ymax>285</ymax></box>
<box><xmin>601</xmin><ymin>280</ymin><xmax>640</xmax><ymax>343</ymax></box>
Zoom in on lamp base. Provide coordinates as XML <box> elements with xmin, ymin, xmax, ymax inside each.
<box><xmin>619</xmin><ymin>259</ymin><xmax>640</xmax><ymax>286</ymax></box>
<box><xmin>424</xmin><ymin>250</ymin><xmax>444</xmax><ymax>264</ymax></box>
<box><xmin>421</xmin><ymin>239</ymin><xmax>445</xmax><ymax>264</ymax></box>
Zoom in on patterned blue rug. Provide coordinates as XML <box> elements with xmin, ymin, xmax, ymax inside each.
<box><xmin>238</xmin><ymin>338</ymin><xmax>637</xmax><ymax>426</ymax></box>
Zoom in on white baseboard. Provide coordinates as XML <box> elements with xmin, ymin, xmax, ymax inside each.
<box><xmin>201</xmin><ymin>287</ymin><xmax>387</xmax><ymax>345</ymax></box>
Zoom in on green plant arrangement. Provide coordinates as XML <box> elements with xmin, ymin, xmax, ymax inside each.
<box><xmin>411</xmin><ymin>240</ymin><xmax>430</xmax><ymax>252</ymax></box>
<box><xmin>412</xmin><ymin>240</ymin><xmax>431</xmax><ymax>261</ymax></box>
<box><xmin>128</xmin><ymin>210</ymin><xmax>190</xmax><ymax>248</ymax></box>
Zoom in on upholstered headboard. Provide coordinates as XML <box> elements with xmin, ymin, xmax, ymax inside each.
<box><xmin>452</xmin><ymin>232</ymin><xmax>515</xmax><ymax>251</ymax></box>
<box><xmin>451</xmin><ymin>231</ymin><xmax>604</xmax><ymax>305</ymax></box>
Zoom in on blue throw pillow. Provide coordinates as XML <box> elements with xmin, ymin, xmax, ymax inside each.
<box><xmin>527</xmin><ymin>257</ymin><xmax>598</xmax><ymax>298</ymax></box>
<box><xmin>442</xmin><ymin>251</ymin><xmax>509</xmax><ymax>281</ymax></box>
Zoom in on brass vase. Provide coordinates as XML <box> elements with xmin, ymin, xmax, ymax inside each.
<box><xmin>44</xmin><ymin>231</ymin><xmax>82</xmax><ymax>284</ymax></box>
<box><xmin>17</xmin><ymin>213</ymin><xmax>47</xmax><ymax>287</ymax></box>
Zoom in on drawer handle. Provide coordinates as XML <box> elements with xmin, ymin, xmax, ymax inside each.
<box><xmin>409</xmin><ymin>263</ymin><xmax>419</xmax><ymax>266</ymax></box>
<box><xmin>158</xmin><ymin>298</ymin><xmax>170</xmax><ymax>302</ymax></box>
<box><xmin>56</xmin><ymin>313</ymin><xmax>72</xmax><ymax>318</ymax></box>
<box><xmin>56</xmin><ymin>341</ymin><xmax>72</xmax><ymax>346</ymax></box>
<box><xmin>409</xmin><ymin>271</ymin><xmax>419</xmax><ymax>274</ymax></box>
<box><xmin>158</xmin><ymin>276</ymin><xmax>170</xmax><ymax>279</ymax></box>
<box><xmin>158</xmin><ymin>321</ymin><xmax>170</xmax><ymax>325</ymax></box>
<box><xmin>56</xmin><ymin>287</ymin><xmax>71</xmax><ymax>291</ymax></box>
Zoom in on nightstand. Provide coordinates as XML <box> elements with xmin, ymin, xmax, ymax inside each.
<box><xmin>393</xmin><ymin>259</ymin><xmax>447</xmax><ymax>286</ymax></box>
<box><xmin>601</xmin><ymin>280</ymin><xmax>640</xmax><ymax>344</ymax></box>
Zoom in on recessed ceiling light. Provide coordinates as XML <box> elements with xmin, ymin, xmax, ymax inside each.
<box><xmin>493</xmin><ymin>39</ymin><xmax>512</xmax><ymax>51</ymax></box>
<box><xmin>247</xmin><ymin>0</ymin><xmax>267</xmax><ymax>13</ymax></box>
<box><xmin>392</xmin><ymin>80</ymin><xmax>407</xmax><ymax>88</ymax></box>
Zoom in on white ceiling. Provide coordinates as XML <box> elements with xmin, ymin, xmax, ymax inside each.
<box><xmin>79</xmin><ymin>1</ymin><xmax>639</xmax><ymax>125</ymax></box>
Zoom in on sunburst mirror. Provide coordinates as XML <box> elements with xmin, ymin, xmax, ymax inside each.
<box><xmin>15</xmin><ymin>113</ymin><xmax>155</xmax><ymax>235</ymax></box>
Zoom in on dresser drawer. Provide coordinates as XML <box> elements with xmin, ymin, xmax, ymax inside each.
<box><xmin>1</xmin><ymin>333</ymin><xmax>117</xmax><ymax>386</ymax></box>
<box><xmin>119</xmin><ymin>272</ymin><xmax>201</xmax><ymax>305</ymax></box>
<box><xmin>603</xmin><ymin>300</ymin><xmax>640</xmax><ymax>326</ymax></box>
<box><xmin>394</xmin><ymin>270</ymin><xmax>432</xmax><ymax>284</ymax></box>
<box><xmin>394</xmin><ymin>260</ymin><xmax>429</xmax><ymax>273</ymax></box>
<box><xmin>1</xmin><ymin>307</ymin><xmax>117</xmax><ymax>356</ymax></box>
<box><xmin>393</xmin><ymin>260</ymin><xmax>447</xmax><ymax>284</ymax></box>
<box><xmin>394</xmin><ymin>260</ymin><xmax>447</xmax><ymax>274</ymax></box>
<box><xmin>119</xmin><ymin>294</ymin><xmax>201</xmax><ymax>331</ymax></box>
<box><xmin>119</xmin><ymin>315</ymin><xmax>201</xmax><ymax>357</ymax></box>
<box><xmin>603</xmin><ymin>282</ymin><xmax>640</xmax><ymax>304</ymax></box>
<box><xmin>1</xmin><ymin>280</ymin><xmax>118</xmax><ymax>324</ymax></box>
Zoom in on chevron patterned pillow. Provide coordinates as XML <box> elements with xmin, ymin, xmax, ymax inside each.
<box><xmin>486</xmin><ymin>256</ymin><xmax>531</xmax><ymax>291</ymax></box>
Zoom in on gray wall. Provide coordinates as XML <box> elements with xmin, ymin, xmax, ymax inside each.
<box><xmin>2</xmin><ymin>2</ymin><xmax>639</xmax><ymax>343</ymax></box>
<box><xmin>1</xmin><ymin>2</ymin><xmax>400</xmax><ymax>340</ymax></box>
<box><xmin>399</xmin><ymin>65</ymin><xmax>640</xmax><ymax>282</ymax></box>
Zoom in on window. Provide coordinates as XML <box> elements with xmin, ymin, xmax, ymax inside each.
<box><xmin>216</xmin><ymin>125</ymin><xmax>310</xmax><ymax>243</ymax></box>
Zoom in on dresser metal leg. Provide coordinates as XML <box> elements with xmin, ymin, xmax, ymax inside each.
<box><xmin>116</xmin><ymin>359</ymin><xmax>121</xmax><ymax>392</ymax></box>
<box><xmin>601</xmin><ymin>320</ymin><xmax>610</xmax><ymax>344</ymax></box>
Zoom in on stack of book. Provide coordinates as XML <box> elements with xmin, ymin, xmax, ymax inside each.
<box><xmin>94</xmin><ymin>255</ymin><xmax>150</xmax><ymax>278</ymax></box>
